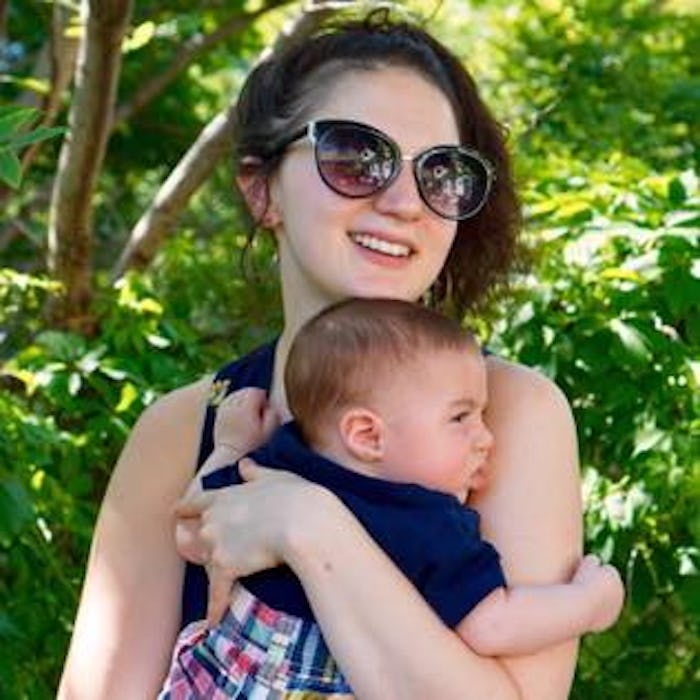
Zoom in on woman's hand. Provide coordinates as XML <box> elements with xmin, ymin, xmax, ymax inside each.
<box><xmin>174</xmin><ymin>458</ymin><xmax>329</xmax><ymax>626</ymax></box>
<box><xmin>175</xmin><ymin>388</ymin><xmax>280</xmax><ymax>566</ymax></box>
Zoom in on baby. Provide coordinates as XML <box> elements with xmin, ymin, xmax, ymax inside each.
<box><xmin>160</xmin><ymin>298</ymin><xmax>624</xmax><ymax>698</ymax></box>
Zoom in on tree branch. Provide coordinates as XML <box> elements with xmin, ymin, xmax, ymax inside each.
<box><xmin>112</xmin><ymin>0</ymin><xmax>355</xmax><ymax>280</ymax></box>
<box><xmin>112</xmin><ymin>108</ymin><xmax>234</xmax><ymax>277</ymax></box>
<box><xmin>47</xmin><ymin>0</ymin><xmax>134</xmax><ymax>333</ymax></box>
<box><xmin>114</xmin><ymin>2</ymin><xmax>287</xmax><ymax>126</ymax></box>
<box><xmin>0</xmin><ymin>0</ymin><xmax>7</xmax><ymax>40</ymax></box>
<box><xmin>19</xmin><ymin>4</ymin><xmax>80</xmax><ymax>177</ymax></box>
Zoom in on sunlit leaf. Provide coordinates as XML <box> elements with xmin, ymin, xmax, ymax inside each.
<box><xmin>600</xmin><ymin>267</ymin><xmax>643</xmax><ymax>282</ymax></box>
<box><xmin>609</xmin><ymin>318</ymin><xmax>653</xmax><ymax>362</ymax></box>
<box><xmin>633</xmin><ymin>425</ymin><xmax>667</xmax><ymax>456</ymax></box>
<box><xmin>146</xmin><ymin>333</ymin><xmax>171</xmax><ymax>348</ymax></box>
<box><xmin>123</xmin><ymin>21</ymin><xmax>156</xmax><ymax>53</ymax></box>
<box><xmin>68</xmin><ymin>372</ymin><xmax>82</xmax><ymax>396</ymax></box>
<box><xmin>115</xmin><ymin>382</ymin><xmax>139</xmax><ymax>413</ymax></box>
<box><xmin>0</xmin><ymin>76</ymin><xmax>51</xmax><ymax>95</ymax></box>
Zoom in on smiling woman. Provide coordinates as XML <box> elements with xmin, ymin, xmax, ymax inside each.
<box><xmin>59</xmin><ymin>10</ymin><xmax>586</xmax><ymax>700</ymax></box>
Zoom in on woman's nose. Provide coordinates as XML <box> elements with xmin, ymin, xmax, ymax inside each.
<box><xmin>373</xmin><ymin>163</ymin><xmax>424</xmax><ymax>220</ymax></box>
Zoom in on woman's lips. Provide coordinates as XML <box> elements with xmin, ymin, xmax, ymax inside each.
<box><xmin>349</xmin><ymin>231</ymin><xmax>413</xmax><ymax>258</ymax></box>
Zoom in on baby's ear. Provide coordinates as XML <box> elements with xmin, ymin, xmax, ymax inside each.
<box><xmin>339</xmin><ymin>408</ymin><xmax>385</xmax><ymax>462</ymax></box>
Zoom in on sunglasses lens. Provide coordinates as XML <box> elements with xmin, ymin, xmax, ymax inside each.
<box><xmin>417</xmin><ymin>148</ymin><xmax>491</xmax><ymax>220</ymax></box>
<box><xmin>316</xmin><ymin>124</ymin><xmax>396</xmax><ymax>197</ymax></box>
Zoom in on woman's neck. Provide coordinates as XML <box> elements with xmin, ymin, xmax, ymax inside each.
<box><xmin>269</xmin><ymin>294</ymin><xmax>339</xmax><ymax>421</ymax></box>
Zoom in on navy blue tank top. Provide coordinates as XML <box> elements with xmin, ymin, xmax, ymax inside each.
<box><xmin>180</xmin><ymin>341</ymin><xmax>276</xmax><ymax>628</ymax></box>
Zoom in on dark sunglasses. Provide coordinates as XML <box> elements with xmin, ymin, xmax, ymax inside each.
<box><xmin>275</xmin><ymin>119</ymin><xmax>495</xmax><ymax>221</ymax></box>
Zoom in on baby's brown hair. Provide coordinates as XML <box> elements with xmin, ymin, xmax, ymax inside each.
<box><xmin>285</xmin><ymin>298</ymin><xmax>478</xmax><ymax>446</ymax></box>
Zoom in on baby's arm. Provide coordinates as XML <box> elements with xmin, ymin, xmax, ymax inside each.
<box><xmin>204</xmin><ymin>388</ymin><xmax>278</xmax><ymax>477</ymax></box>
<box><xmin>457</xmin><ymin>554</ymin><xmax>624</xmax><ymax>657</ymax></box>
<box><xmin>176</xmin><ymin>388</ymin><xmax>278</xmax><ymax>564</ymax></box>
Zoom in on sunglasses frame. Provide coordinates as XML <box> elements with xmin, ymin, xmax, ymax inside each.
<box><xmin>276</xmin><ymin>119</ymin><xmax>496</xmax><ymax>221</ymax></box>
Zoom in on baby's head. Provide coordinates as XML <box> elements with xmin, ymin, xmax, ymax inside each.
<box><xmin>286</xmin><ymin>298</ymin><xmax>477</xmax><ymax>442</ymax></box>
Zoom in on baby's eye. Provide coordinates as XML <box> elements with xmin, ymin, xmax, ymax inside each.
<box><xmin>452</xmin><ymin>411</ymin><xmax>470</xmax><ymax>423</ymax></box>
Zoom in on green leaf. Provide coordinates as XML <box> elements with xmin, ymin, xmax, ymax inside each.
<box><xmin>0</xmin><ymin>149</ymin><xmax>21</xmax><ymax>188</ymax></box>
<box><xmin>668</xmin><ymin>177</ymin><xmax>687</xmax><ymax>206</ymax></box>
<box><xmin>0</xmin><ymin>107</ymin><xmax>37</xmax><ymax>138</ymax></box>
<box><xmin>115</xmin><ymin>382</ymin><xmax>139</xmax><ymax>413</ymax></box>
<box><xmin>609</xmin><ymin>319</ymin><xmax>652</xmax><ymax>363</ymax></box>
<box><xmin>0</xmin><ymin>477</ymin><xmax>34</xmax><ymax>542</ymax></box>
<box><xmin>123</xmin><ymin>20</ymin><xmax>156</xmax><ymax>53</ymax></box>
<box><xmin>6</xmin><ymin>126</ymin><xmax>66</xmax><ymax>150</ymax></box>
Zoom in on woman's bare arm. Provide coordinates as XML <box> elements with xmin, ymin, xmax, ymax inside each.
<box><xmin>286</xmin><ymin>357</ymin><xmax>582</xmax><ymax>699</ymax></box>
<box><xmin>182</xmin><ymin>460</ymin><xmax>522</xmax><ymax>700</ymax></box>
<box><xmin>57</xmin><ymin>379</ymin><xmax>210</xmax><ymax>700</ymax></box>
<box><xmin>283</xmin><ymin>478</ymin><xmax>524</xmax><ymax>700</ymax></box>
<box><xmin>471</xmin><ymin>356</ymin><xmax>584</xmax><ymax>698</ymax></box>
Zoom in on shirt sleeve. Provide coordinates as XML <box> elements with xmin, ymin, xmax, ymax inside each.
<box><xmin>421</xmin><ymin>508</ymin><xmax>507</xmax><ymax>628</ymax></box>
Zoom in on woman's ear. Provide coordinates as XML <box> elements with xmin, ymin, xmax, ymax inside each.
<box><xmin>235</xmin><ymin>157</ymin><xmax>281</xmax><ymax>227</ymax></box>
<box><xmin>339</xmin><ymin>408</ymin><xmax>385</xmax><ymax>462</ymax></box>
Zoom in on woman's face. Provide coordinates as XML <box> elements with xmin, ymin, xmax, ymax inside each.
<box><xmin>267</xmin><ymin>66</ymin><xmax>461</xmax><ymax>314</ymax></box>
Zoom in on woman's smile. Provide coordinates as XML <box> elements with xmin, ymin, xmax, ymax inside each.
<box><xmin>348</xmin><ymin>231</ymin><xmax>413</xmax><ymax>258</ymax></box>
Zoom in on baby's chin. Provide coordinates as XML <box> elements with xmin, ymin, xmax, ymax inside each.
<box><xmin>467</xmin><ymin>465</ymin><xmax>489</xmax><ymax>493</ymax></box>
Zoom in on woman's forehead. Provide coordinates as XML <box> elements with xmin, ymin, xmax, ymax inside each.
<box><xmin>306</xmin><ymin>66</ymin><xmax>460</xmax><ymax>146</ymax></box>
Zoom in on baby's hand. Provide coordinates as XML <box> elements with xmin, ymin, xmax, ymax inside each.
<box><xmin>573</xmin><ymin>554</ymin><xmax>625</xmax><ymax>632</ymax></box>
<box><xmin>213</xmin><ymin>388</ymin><xmax>279</xmax><ymax>455</ymax></box>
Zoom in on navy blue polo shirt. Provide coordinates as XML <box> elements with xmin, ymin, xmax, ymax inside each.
<box><xmin>202</xmin><ymin>421</ymin><xmax>506</xmax><ymax>628</ymax></box>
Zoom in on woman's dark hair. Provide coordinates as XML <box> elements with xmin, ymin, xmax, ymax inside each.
<box><xmin>233</xmin><ymin>8</ymin><xmax>521</xmax><ymax>316</ymax></box>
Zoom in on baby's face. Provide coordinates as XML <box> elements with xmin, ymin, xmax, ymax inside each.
<box><xmin>372</xmin><ymin>348</ymin><xmax>493</xmax><ymax>497</ymax></box>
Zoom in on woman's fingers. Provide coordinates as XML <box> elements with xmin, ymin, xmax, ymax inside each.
<box><xmin>175</xmin><ymin>518</ymin><xmax>209</xmax><ymax>564</ymax></box>
<box><xmin>206</xmin><ymin>564</ymin><xmax>237</xmax><ymax>627</ymax></box>
<box><xmin>173</xmin><ymin>488</ymin><xmax>214</xmax><ymax>518</ymax></box>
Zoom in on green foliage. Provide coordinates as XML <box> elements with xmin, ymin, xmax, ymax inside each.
<box><xmin>0</xmin><ymin>105</ymin><xmax>65</xmax><ymax>188</ymax></box>
<box><xmin>486</xmin><ymin>165</ymin><xmax>699</xmax><ymax>696</ymax></box>
<box><xmin>473</xmin><ymin>3</ymin><xmax>700</xmax><ymax>694</ymax></box>
<box><xmin>0</xmin><ymin>270</ymin><xmax>238</xmax><ymax>697</ymax></box>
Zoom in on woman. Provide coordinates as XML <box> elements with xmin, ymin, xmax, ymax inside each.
<box><xmin>59</xmin><ymin>11</ymin><xmax>582</xmax><ymax>699</ymax></box>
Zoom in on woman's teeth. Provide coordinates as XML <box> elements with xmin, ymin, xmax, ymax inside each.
<box><xmin>350</xmin><ymin>233</ymin><xmax>411</xmax><ymax>257</ymax></box>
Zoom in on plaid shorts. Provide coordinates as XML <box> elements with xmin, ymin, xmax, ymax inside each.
<box><xmin>159</xmin><ymin>582</ymin><xmax>354</xmax><ymax>699</ymax></box>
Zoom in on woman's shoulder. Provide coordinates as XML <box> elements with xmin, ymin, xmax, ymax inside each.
<box><xmin>137</xmin><ymin>376</ymin><xmax>212</xmax><ymax>433</ymax></box>
<box><xmin>117</xmin><ymin>378</ymin><xmax>211</xmax><ymax>478</ymax></box>
<box><xmin>484</xmin><ymin>355</ymin><xmax>572</xmax><ymax>414</ymax></box>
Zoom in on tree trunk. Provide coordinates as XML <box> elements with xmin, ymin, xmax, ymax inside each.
<box><xmin>112</xmin><ymin>0</ymin><xmax>351</xmax><ymax>280</ymax></box>
<box><xmin>47</xmin><ymin>0</ymin><xmax>133</xmax><ymax>333</ymax></box>
<box><xmin>0</xmin><ymin>1</ymin><xmax>7</xmax><ymax>39</ymax></box>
